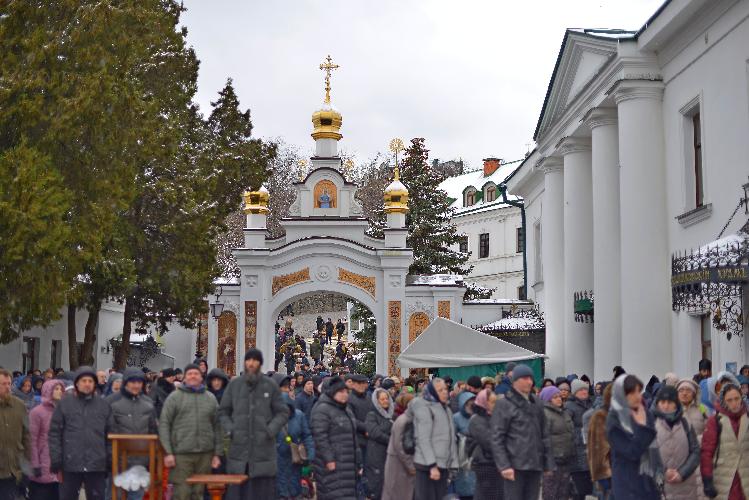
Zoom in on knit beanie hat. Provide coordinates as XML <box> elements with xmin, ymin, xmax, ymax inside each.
<box><xmin>505</xmin><ymin>362</ymin><xmax>517</xmax><ymax>373</ymax></box>
<box><xmin>512</xmin><ymin>364</ymin><xmax>534</xmax><ymax>382</ymax></box>
<box><xmin>571</xmin><ymin>379</ymin><xmax>589</xmax><ymax>396</ymax></box>
<box><xmin>655</xmin><ymin>385</ymin><xmax>679</xmax><ymax>404</ymax></box>
<box><xmin>244</xmin><ymin>348</ymin><xmax>264</xmax><ymax>364</ymax></box>
<box><xmin>74</xmin><ymin>366</ymin><xmax>97</xmax><ymax>385</ymax></box>
<box><xmin>466</xmin><ymin>375</ymin><xmax>482</xmax><ymax>390</ymax></box>
<box><xmin>324</xmin><ymin>376</ymin><xmax>347</xmax><ymax>398</ymax></box>
<box><xmin>539</xmin><ymin>386</ymin><xmax>560</xmax><ymax>402</ymax></box>
<box><xmin>183</xmin><ymin>363</ymin><xmax>201</xmax><ymax>377</ymax></box>
<box><xmin>162</xmin><ymin>368</ymin><xmax>176</xmax><ymax>378</ymax></box>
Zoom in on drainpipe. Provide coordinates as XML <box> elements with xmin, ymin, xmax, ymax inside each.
<box><xmin>499</xmin><ymin>182</ymin><xmax>527</xmax><ymax>300</ymax></box>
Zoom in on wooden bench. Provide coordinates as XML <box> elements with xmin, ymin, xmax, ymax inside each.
<box><xmin>186</xmin><ymin>474</ymin><xmax>248</xmax><ymax>500</ymax></box>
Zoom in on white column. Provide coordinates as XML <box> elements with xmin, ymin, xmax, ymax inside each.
<box><xmin>540</xmin><ymin>157</ymin><xmax>565</xmax><ymax>377</ymax></box>
<box><xmin>612</xmin><ymin>80</ymin><xmax>672</xmax><ymax>376</ymax></box>
<box><xmin>585</xmin><ymin>108</ymin><xmax>622</xmax><ymax>381</ymax></box>
<box><xmin>558</xmin><ymin>137</ymin><xmax>594</xmax><ymax>378</ymax></box>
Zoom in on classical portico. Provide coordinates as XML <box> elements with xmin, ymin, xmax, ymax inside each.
<box><xmin>203</xmin><ymin>57</ymin><xmax>465</xmax><ymax>376</ymax></box>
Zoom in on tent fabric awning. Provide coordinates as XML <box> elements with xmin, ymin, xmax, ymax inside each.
<box><xmin>397</xmin><ymin>317</ymin><xmax>544</xmax><ymax>369</ymax></box>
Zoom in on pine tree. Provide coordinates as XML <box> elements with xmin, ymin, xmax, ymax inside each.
<box><xmin>351</xmin><ymin>302</ymin><xmax>376</xmax><ymax>377</ymax></box>
<box><xmin>400</xmin><ymin>138</ymin><xmax>471</xmax><ymax>276</ymax></box>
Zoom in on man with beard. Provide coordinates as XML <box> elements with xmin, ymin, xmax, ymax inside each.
<box><xmin>0</xmin><ymin>368</ymin><xmax>29</xmax><ymax>500</ymax></box>
<box><xmin>151</xmin><ymin>368</ymin><xmax>176</xmax><ymax>418</ymax></box>
<box><xmin>219</xmin><ymin>349</ymin><xmax>288</xmax><ymax>499</ymax></box>
<box><xmin>49</xmin><ymin>366</ymin><xmax>113</xmax><ymax>500</ymax></box>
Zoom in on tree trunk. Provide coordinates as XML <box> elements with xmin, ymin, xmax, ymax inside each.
<box><xmin>80</xmin><ymin>302</ymin><xmax>100</xmax><ymax>367</ymax></box>
<box><xmin>67</xmin><ymin>303</ymin><xmax>79</xmax><ymax>370</ymax></box>
<box><xmin>114</xmin><ymin>297</ymin><xmax>134</xmax><ymax>371</ymax></box>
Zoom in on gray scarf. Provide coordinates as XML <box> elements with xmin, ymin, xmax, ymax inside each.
<box><xmin>371</xmin><ymin>388</ymin><xmax>394</xmax><ymax>420</ymax></box>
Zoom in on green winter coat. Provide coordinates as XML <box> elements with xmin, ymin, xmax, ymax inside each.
<box><xmin>0</xmin><ymin>395</ymin><xmax>29</xmax><ymax>480</ymax></box>
<box><xmin>158</xmin><ymin>384</ymin><xmax>221</xmax><ymax>456</ymax></box>
<box><xmin>310</xmin><ymin>340</ymin><xmax>323</xmax><ymax>360</ymax></box>
<box><xmin>218</xmin><ymin>373</ymin><xmax>288</xmax><ymax>478</ymax></box>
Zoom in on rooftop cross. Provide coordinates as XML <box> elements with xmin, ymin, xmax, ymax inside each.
<box><xmin>319</xmin><ymin>55</ymin><xmax>339</xmax><ymax>104</ymax></box>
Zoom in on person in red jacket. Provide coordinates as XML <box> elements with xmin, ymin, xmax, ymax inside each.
<box><xmin>28</xmin><ymin>379</ymin><xmax>65</xmax><ymax>500</ymax></box>
<box><xmin>700</xmin><ymin>382</ymin><xmax>749</xmax><ymax>499</ymax></box>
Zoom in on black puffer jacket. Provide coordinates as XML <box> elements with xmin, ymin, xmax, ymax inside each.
<box><xmin>491</xmin><ymin>387</ymin><xmax>553</xmax><ymax>472</ymax></box>
<box><xmin>311</xmin><ymin>394</ymin><xmax>359</xmax><ymax>500</ymax></box>
<box><xmin>565</xmin><ymin>395</ymin><xmax>592</xmax><ymax>472</ymax></box>
<box><xmin>109</xmin><ymin>386</ymin><xmax>157</xmax><ymax>466</ymax></box>
<box><xmin>151</xmin><ymin>377</ymin><xmax>174</xmax><ymax>418</ymax></box>
<box><xmin>467</xmin><ymin>406</ymin><xmax>494</xmax><ymax>466</ymax></box>
<box><xmin>49</xmin><ymin>391</ymin><xmax>113</xmax><ymax>473</ymax></box>
<box><xmin>365</xmin><ymin>406</ymin><xmax>393</xmax><ymax>499</ymax></box>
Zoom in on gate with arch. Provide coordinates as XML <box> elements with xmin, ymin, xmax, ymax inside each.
<box><xmin>204</xmin><ymin>96</ymin><xmax>465</xmax><ymax>375</ymax></box>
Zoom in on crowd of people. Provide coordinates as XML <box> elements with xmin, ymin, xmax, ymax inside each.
<box><xmin>3</xmin><ymin>354</ymin><xmax>749</xmax><ymax>500</ymax></box>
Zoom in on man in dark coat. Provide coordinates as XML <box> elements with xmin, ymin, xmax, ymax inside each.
<box><xmin>49</xmin><ymin>366</ymin><xmax>113</xmax><ymax>500</ymax></box>
<box><xmin>491</xmin><ymin>364</ymin><xmax>552</xmax><ymax>500</ymax></box>
<box><xmin>346</xmin><ymin>374</ymin><xmax>374</xmax><ymax>457</ymax></box>
<box><xmin>219</xmin><ymin>348</ymin><xmax>288</xmax><ymax>499</ymax></box>
<box><xmin>0</xmin><ymin>368</ymin><xmax>29</xmax><ymax>500</ymax></box>
<box><xmin>325</xmin><ymin>318</ymin><xmax>334</xmax><ymax>344</ymax></box>
<box><xmin>295</xmin><ymin>377</ymin><xmax>317</xmax><ymax>420</ymax></box>
<box><xmin>151</xmin><ymin>368</ymin><xmax>176</xmax><ymax>418</ymax></box>
<box><xmin>311</xmin><ymin>376</ymin><xmax>359</xmax><ymax>500</ymax></box>
<box><xmin>566</xmin><ymin>379</ymin><xmax>593</xmax><ymax>499</ymax></box>
<box><xmin>336</xmin><ymin>319</ymin><xmax>345</xmax><ymax>342</ymax></box>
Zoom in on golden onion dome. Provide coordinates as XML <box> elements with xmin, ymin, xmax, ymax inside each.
<box><xmin>311</xmin><ymin>101</ymin><xmax>343</xmax><ymax>141</ymax></box>
<box><xmin>384</xmin><ymin>174</ymin><xmax>409</xmax><ymax>214</ymax></box>
<box><xmin>242</xmin><ymin>184</ymin><xmax>270</xmax><ymax>215</ymax></box>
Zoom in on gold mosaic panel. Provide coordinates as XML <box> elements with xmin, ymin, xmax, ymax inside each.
<box><xmin>244</xmin><ymin>301</ymin><xmax>257</xmax><ymax>351</ymax></box>
<box><xmin>338</xmin><ymin>268</ymin><xmax>376</xmax><ymax>297</ymax></box>
<box><xmin>388</xmin><ymin>301</ymin><xmax>401</xmax><ymax>376</ymax></box>
<box><xmin>217</xmin><ymin>311</ymin><xmax>237</xmax><ymax>377</ymax></box>
<box><xmin>272</xmin><ymin>268</ymin><xmax>311</xmax><ymax>296</ymax></box>
<box><xmin>438</xmin><ymin>300</ymin><xmax>451</xmax><ymax>320</ymax></box>
<box><xmin>313</xmin><ymin>179</ymin><xmax>337</xmax><ymax>208</ymax></box>
<box><xmin>408</xmin><ymin>312</ymin><xmax>431</xmax><ymax>344</ymax></box>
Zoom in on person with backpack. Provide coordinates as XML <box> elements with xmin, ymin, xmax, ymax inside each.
<box><xmin>651</xmin><ymin>385</ymin><xmax>700</xmax><ymax>500</ymax></box>
<box><xmin>700</xmin><ymin>382</ymin><xmax>749</xmax><ymax>499</ymax></box>
<box><xmin>468</xmin><ymin>388</ymin><xmax>502</xmax><ymax>500</ymax></box>
<box><xmin>382</xmin><ymin>393</ymin><xmax>416</xmax><ymax>500</ymax></box>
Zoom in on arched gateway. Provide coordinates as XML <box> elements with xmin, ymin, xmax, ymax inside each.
<box><xmin>204</xmin><ymin>57</ymin><xmax>465</xmax><ymax>376</ymax></box>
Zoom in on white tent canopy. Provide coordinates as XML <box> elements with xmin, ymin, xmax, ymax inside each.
<box><xmin>397</xmin><ymin>317</ymin><xmax>545</xmax><ymax>369</ymax></box>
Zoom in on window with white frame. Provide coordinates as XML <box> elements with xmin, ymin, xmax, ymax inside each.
<box><xmin>464</xmin><ymin>188</ymin><xmax>477</xmax><ymax>207</ymax></box>
<box><xmin>680</xmin><ymin>97</ymin><xmax>706</xmax><ymax>211</ymax></box>
<box><xmin>533</xmin><ymin>221</ymin><xmax>542</xmax><ymax>283</ymax></box>
<box><xmin>485</xmin><ymin>184</ymin><xmax>496</xmax><ymax>202</ymax></box>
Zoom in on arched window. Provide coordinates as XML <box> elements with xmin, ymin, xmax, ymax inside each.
<box><xmin>464</xmin><ymin>188</ymin><xmax>477</xmax><ymax>207</ymax></box>
<box><xmin>485</xmin><ymin>185</ymin><xmax>497</xmax><ymax>202</ymax></box>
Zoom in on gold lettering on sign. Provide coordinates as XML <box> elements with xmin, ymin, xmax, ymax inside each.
<box><xmin>388</xmin><ymin>301</ymin><xmax>401</xmax><ymax>377</ymax></box>
<box><xmin>438</xmin><ymin>300</ymin><xmax>450</xmax><ymax>320</ymax></box>
<box><xmin>338</xmin><ymin>268</ymin><xmax>376</xmax><ymax>297</ymax></box>
<box><xmin>244</xmin><ymin>301</ymin><xmax>257</xmax><ymax>350</ymax></box>
<box><xmin>409</xmin><ymin>312</ymin><xmax>431</xmax><ymax>344</ymax></box>
<box><xmin>272</xmin><ymin>268</ymin><xmax>311</xmax><ymax>296</ymax></box>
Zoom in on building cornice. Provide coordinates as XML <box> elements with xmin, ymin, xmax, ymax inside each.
<box><xmin>583</xmin><ymin>107</ymin><xmax>618</xmax><ymax>130</ymax></box>
<box><xmin>608</xmin><ymin>79</ymin><xmax>665</xmax><ymax>104</ymax></box>
<box><xmin>555</xmin><ymin>136</ymin><xmax>592</xmax><ymax>155</ymax></box>
<box><xmin>538</xmin><ymin>156</ymin><xmax>564</xmax><ymax>175</ymax></box>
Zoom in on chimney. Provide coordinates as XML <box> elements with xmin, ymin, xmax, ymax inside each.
<box><xmin>483</xmin><ymin>157</ymin><xmax>502</xmax><ymax>177</ymax></box>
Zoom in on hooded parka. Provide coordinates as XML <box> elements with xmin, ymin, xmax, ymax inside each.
<box><xmin>28</xmin><ymin>379</ymin><xmax>65</xmax><ymax>484</ymax></box>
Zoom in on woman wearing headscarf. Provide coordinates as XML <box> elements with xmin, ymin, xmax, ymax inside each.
<box><xmin>652</xmin><ymin>385</ymin><xmax>700</xmax><ymax>500</ymax></box>
<box><xmin>540</xmin><ymin>385</ymin><xmax>575</xmax><ymax>500</ymax></box>
<box><xmin>605</xmin><ymin>374</ymin><xmax>660</xmax><ymax>499</ymax></box>
<box><xmin>676</xmin><ymin>378</ymin><xmax>708</xmax><ymax>439</ymax></box>
<box><xmin>701</xmin><ymin>370</ymin><xmax>740</xmax><ymax>415</ymax></box>
<box><xmin>587</xmin><ymin>383</ymin><xmax>614</xmax><ymax>499</ymax></box>
<box><xmin>382</xmin><ymin>393</ymin><xmax>416</xmax><ymax>500</ymax></box>
<box><xmin>468</xmin><ymin>388</ymin><xmax>502</xmax><ymax>500</ymax></box>
<box><xmin>276</xmin><ymin>393</ymin><xmax>315</xmax><ymax>500</ymax></box>
<box><xmin>366</xmin><ymin>388</ymin><xmax>394</xmax><ymax>499</ymax></box>
<box><xmin>12</xmin><ymin>375</ymin><xmax>37</xmax><ymax>410</ymax></box>
<box><xmin>700</xmin><ymin>382</ymin><xmax>749</xmax><ymax>499</ymax></box>
<box><xmin>28</xmin><ymin>379</ymin><xmax>65</xmax><ymax>500</ymax></box>
<box><xmin>104</xmin><ymin>372</ymin><xmax>123</xmax><ymax>397</ymax></box>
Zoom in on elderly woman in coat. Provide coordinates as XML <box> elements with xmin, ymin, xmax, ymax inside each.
<box><xmin>468</xmin><ymin>388</ymin><xmax>502</xmax><ymax>500</ymax></box>
<box><xmin>365</xmin><ymin>388</ymin><xmax>394</xmax><ymax>499</ymax></box>
<box><xmin>276</xmin><ymin>393</ymin><xmax>315</xmax><ymax>500</ymax></box>
<box><xmin>310</xmin><ymin>376</ymin><xmax>359</xmax><ymax>500</ymax></box>
<box><xmin>382</xmin><ymin>393</ymin><xmax>415</xmax><ymax>500</ymax></box>
<box><xmin>411</xmin><ymin>378</ymin><xmax>458</xmax><ymax>500</ymax></box>
<box><xmin>28</xmin><ymin>379</ymin><xmax>65</xmax><ymax>500</ymax></box>
<box><xmin>541</xmin><ymin>385</ymin><xmax>575</xmax><ymax>500</ymax></box>
<box><xmin>651</xmin><ymin>385</ymin><xmax>700</xmax><ymax>500</ymax></box>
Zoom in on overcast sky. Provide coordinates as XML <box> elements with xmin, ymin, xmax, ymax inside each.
<box><xmin>181</xmin><ymin>0</ymin><xmax>663</xmax><ymax>171</ymax></box>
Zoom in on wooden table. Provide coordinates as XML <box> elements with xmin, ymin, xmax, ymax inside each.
<box><xmin>186</xmin><ymin>474</ymin><xmax>249</xmax><ymax>500</ymax></box>
<box><xmin>108</xmin><ymin>434</ymin><xmax>164</xmax><ymax>500</ymax></box>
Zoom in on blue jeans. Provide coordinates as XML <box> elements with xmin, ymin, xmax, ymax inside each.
<box><xmin>127</xmin><ymin>489</ymin><xmax>145</xmax><ymax>500</ymax></box>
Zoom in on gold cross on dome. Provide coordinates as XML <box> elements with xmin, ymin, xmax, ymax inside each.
<box><xmin>319</xmin><ymin>55</ymin><xmax>339</xmax><ymax>104</ymax></box>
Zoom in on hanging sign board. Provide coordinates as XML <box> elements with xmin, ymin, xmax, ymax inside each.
<box><xmin>671</xmin><ymin>265</ymin><xmax>749</xmax><ymax>288</ymax></box>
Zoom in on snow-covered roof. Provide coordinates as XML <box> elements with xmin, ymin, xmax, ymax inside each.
<box><xmin>482</xmin><ymin>316</ymin><xmax>543</xmax><ymax>330</ymax></box>
<box><xmin>213</xmin><ymin>276</ymin><xmax>240</xmax><ymax>285</ymax></box>
<box><xmin>464</xmin><ymin>298</ymin><xmax>533</xmax><ymax>305</ymax></box>
<box><xmin>438</xmin><ymin>162</ymin><xmax>521</xmax><ymax>215</ymax></box>
<box><xmin>406</xmin><ymin>274</ymin><xmax>464</xmax><ymax>286</ymax></box>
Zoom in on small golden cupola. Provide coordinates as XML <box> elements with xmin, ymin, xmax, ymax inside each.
<box><xmin>311</xmin><ymin>55</ymin><xmax>343</xmax><ymax>141</ymax></box>
<box><xmin>242</xmin><ymin>185</ymin><xmax>270</xmax><ymax>215</ymax></box>
<box><xmin>384</xmin><ymin>138</ymin><xmax>409</xmax><ymax>214</ymax></box>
